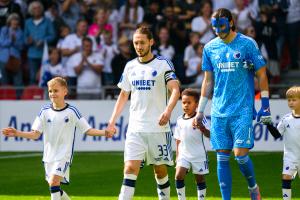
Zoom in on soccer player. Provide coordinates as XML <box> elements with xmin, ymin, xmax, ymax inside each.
<box><xmin>174</xmin><ymin>88</ymin><xmax>210</xmax><ymax>200</ymax></box>
<box><xmin>267</xmin><ymin>86</ymin><xmax>300</xmax><ymax>200</ymax></box>
<box><xmin>192</xmin><ymin>8</ymin><xmax>272</xmax><ymax>200</ymax></box>
<box><xmin>106</xmin><ymin>26</ymin><xmax>180</xmax><ymax>200</ymax></box>
<box><xmin>2</xmin><ymin>77</ymin><xmax>115</xmax><ymax>200</ymax></box>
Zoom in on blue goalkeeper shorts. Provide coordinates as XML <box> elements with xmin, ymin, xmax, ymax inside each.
<box><xmin>210</xmin><ymin>114</ymin><xmax>254</xmax><ymax>150</ymax></box>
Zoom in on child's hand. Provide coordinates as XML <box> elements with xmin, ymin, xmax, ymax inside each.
<box><xmin>105</xmin><ymin>128</ymin><xmax>116</xmax><ymax>138</ymax></box>
<box><xmin>2</xmin><ymin>127</ymin><xmax>17</xmax><ymax>137</ymax></box>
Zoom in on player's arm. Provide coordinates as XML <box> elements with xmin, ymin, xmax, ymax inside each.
<box><xmin>85</xmin><ymin>128</ymin><xmax>115</xmax><ymax>138</ymax></box>
<box><xmin>108</xmin><ymin>89</ymin><xmax>130</xmax><ymax>128</ymax></box>
<box><xmin>193</xmin><ymin>71</ymin><xmax>213</xmax><ymax>128</ymax></box>
<box><xmin>159</xmin><ymin>80</ymin><xmax>180</xmax><ymax>126</ymax></box>
<box><xmin>202</xmin><ymin>128</ymin><xmax>210</xmax><ymax>138</ymax></box>
<box><xmin>256</xmin><ymin>67</ymin><xmax>272</xmax><ymax>124</ymax></box>
<box><xmin>266</xmin><ymin>124</ymin><xmax>282</xmax><ymax>139</ymax></box>
<box><xmin>2</xmin><ymin>127</ymin><xmax>41</xmax><ymax>140</ymax></box>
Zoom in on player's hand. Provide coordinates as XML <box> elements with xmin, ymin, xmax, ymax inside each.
<box><xmin>2</xmin><ymin>127</ymin><xmax>17</xmax><ymax>137</ymax></box>
<box><xmin>257</xmin><ymin>97</ymin><xmax>272</xmax><ymax>124</ymax></box>
<box><xmin>158</xmin><ymin>110</ymin><xmax>171</xmax><ymax>126</ymax></box>
<box><xmin>106</xmin><ymin>123</ymin><xmax>116</xmax><ymax>138</ymax></box>
<box><xmin>192</xmin><ymin>112</ymin><xmax>206</xmax><ymax>130</ymax></box>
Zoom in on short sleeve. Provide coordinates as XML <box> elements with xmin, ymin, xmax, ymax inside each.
<box><xmin>277</xmin><ymin>118</ymin><xmax>286</xmax><ymax>135</ymax></box>
<box><xmin>76</xmin><ymin>117</ymin><xmax>91</xmax><ymax>134</ymax></box>
<box><xmin>31</xmin><ymin>116</ymin><xmax>43</xmax><ymax>133</ymax></box>
<box><xmin>117</xmin><ymin>64</ymin><xmax>131</xmax><ymax>92</ymax></box>
<box><xmin>246</xmin><ymin>38</ymin><xmax>266</xmax><ymax>71</ymax></box>
<box><xmin>202</xmin><ymin>47</ymin><xmax>213</xmax><ymax>71</ymax></box>
<box><xmin>173</xmin><ymin>121</ymin><xmax>181</xmax><ymax>140</ymax></box>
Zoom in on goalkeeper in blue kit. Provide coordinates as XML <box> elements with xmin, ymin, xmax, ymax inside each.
<box><xmin>193</xmin><ymin>8</ymin><xmax>272</xmax><ymax>200</ymax></box>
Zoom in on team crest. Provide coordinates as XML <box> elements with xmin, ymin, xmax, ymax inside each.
<box><xmin>233</xmin><ymin>51</ymin><xmax>241</xmax><ymax>59</ymax></box>
<box><xmin>152</xmin><ymin>70</ymin><xmax>157</xmax><ymax>77</ymax></box>
<box><xmin>64</xmin><ymin>116</ymin><xmax>69</xmax><ymax>123</ymax></box>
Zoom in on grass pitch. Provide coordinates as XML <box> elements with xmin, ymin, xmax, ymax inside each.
<box><xmin>0</xmin><ymin>152</ymin><xmax>299</xmax><ymax>200</ymax></box>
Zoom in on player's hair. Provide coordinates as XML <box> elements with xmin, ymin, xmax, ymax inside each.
<box><xmin>47</xmin><ymin>77</ymin><xmax>68</xmax><ymax>88</ymax></box>
<box><xmin>286</xmin><ymin>86</ymin><xmax>300</xmax><ymax>99</ymax></box>
<box><xmin>212</xmin><ymin>8</ymin><xmax>236</xmax><ymax>31</ymax></box>
<box><xmin>134</xmin><ymin>26</ymin><xmax>153</xmax><ymax>40</ymax></box>
<box><xmin>181</xmin><ymin>88</ymin><xmax>200</xmax><ymax>102</ymax></box>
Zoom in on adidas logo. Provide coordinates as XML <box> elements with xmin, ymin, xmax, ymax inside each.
<box><xmin>159</xmin><ymin>192</ymin><xmax>165</xmax><ymax>196</ymax></box>
<box><xmin>283</xmin><ymin>194</ymin><xmax>288</xmax><ymax>197</ymax></box>
<box><xmin>56</xmin><ymin>167</ymin><xmax>62</xmax><ymax>172</ymax></box>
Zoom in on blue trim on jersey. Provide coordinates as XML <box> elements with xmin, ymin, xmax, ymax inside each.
<box><xmin>70</xmin><ymin>127</ymin><xmax>76</xmax><ymax>165</ymax></box>
<box><xmin>201</xmin><ymin>132</ymin><xmax>209</xmax><ymax>162</ymax></box>
<box><xmin>156</xmin><ymin>56</ymin><xmax>175</xmax><ymax>70</ymax></box>
<box><xmin>166</xmin><ymin>132</ymin><xmax>173</xmax><ymax>159</ymax></box>
<box><xmin>38</xmin><ymin>104</ymin><xmax>51</xmax><ymax>116</ymax></box>
<box><xmin>68</xmin><ymin>105</ymin><xmax>82</xmax><ymax>119</ymax></box>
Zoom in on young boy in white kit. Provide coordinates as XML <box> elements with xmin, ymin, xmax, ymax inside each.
<box><xmin>2</xmin><ymin>77</ymin><xmax>115</xmax><ymax>200</ymax></box>
<box><xmin>174</xmin><ymin>88</ymin><xmax>210</xmax><ymax>200</ymax></box>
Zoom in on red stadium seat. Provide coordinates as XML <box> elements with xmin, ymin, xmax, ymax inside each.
<box><xmin>21</xmin><ymin>85</ymin><xmax>44</xmax><ymax>100</ymax></box>
<box><xmin>0</xmin><ymin>86</ymin><xmax>17</xmax><ymax>100</ymax></box>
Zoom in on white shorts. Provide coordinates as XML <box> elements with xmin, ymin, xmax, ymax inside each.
<box><xmin>44</xmin><ymin>160</ymin><xmax>70</xmax><ymax>184</ymax></box>
<box><xmin>176</xmin><ymin>157</ymin><xmax>209</xmax><ymax>175</ymax></box>
<box><xmin>124</xmin><ymin>132</ymin><xmax>173</xmax><ymax>166</ymax></box>
<box><xmin>282</xmin><ymin>160</ymin><xmax>300</xmax><ymax>178</ymax></box>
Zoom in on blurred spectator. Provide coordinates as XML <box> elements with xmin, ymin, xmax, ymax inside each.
<box><xmin>232</xmin><ymin>0</ymin><xmax>253</xmax><ymax>33</ymax></box>
<box><xmin>105</xmin><ymin>2</ymin><xmax>119</xmax><ymax>44</ymax></box>
<box><xmin>191</xmin><ymin>0</ymin><xmax>215</xmax><ymax>44</ymax></box>
<box><xmin>176</xmin><ymin>0</ymin><xmax>201</xmax><ymax>30</ymax></box>
<box><xmin>153</xmin><ymin>26</ymin><xmax>175</xmax><ymax>60</ymax></box>
<box><xmin>71</xmin><ymin>37</ymin><xmax>103</xmax><ymax>99</ymax></box>
<box><xmin>184</xmin><ymin>32</ymin><xmax>200</xmax><ymax>69</ymax></box>
<box><xmin>88</xmin><ymin>8</ymin><xmax>113</xmax><ymax>48</ymax></box>
<box><xmin>212</xmin><ymin>0</ymin><xmax>236</xmax><ymax>11</ymax></box>
<box><xmin>60</xmin><ymin>0</ymin><xmax>81</xmax><ymax>32</ymax></box>
<box><xmin>0</xmin><ymin>0</ymin><xmax>23</xmax><ymax>27</ymax></box>
<box><xmin>255</xmin><ymin>6</ymin><xmax>280</xmax><ymax>83</ymax></box>
<box><xmin>143</xmin><ymin>0</ymin><xmax>163</xmax><ymax>35</ymax></box>
<box><xmin>100</xmin><ymin>27</ymin><xmax>118</xmax><ymax>85</ymax></box>
<box><xmin>286</xmin><ymin>0</ymin><xmax>300</xmax><ymax>69</ymax></box>
<box><xmin>0</xmin><ymin>13</ymin><xmax>23</xmax><ymax>92</ymax></box>
<box><xmin>118</xmin><ymin>0</ymin><xmax>144</xmax><ymax>40</ymax></box>
<box><xmin>111</xmin><ymin>35</ymin><xmax>133</xmax><ymax>85</ymax></box>
<box><xmin>60</xmin><ymin>19</ymin><xmax>97</xmax><ymax>96</ymax></box>
<box><xmin>56</xmin><ymin>24</ymin><xmax>70</xmax><ymax>71</ymax></box>
<box><xmin>245</xmin><ymin>25</ymin><xmax>268</xmax><ymax>61</ymax></box>
<box><xmin>185</xmin><ymin>42</ymin><xmax>204</xmax><ymax>86</ymax></box>
<box><xmin>24</xmin><ymin>1</ymin><xmax>55</xmax><ymax>85</ymax></box>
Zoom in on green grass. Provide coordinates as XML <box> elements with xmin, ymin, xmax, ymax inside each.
<box><xmin>0</xmin><ymin>152</ymin><xmax>299</xmax><ymax>200</ymax></box>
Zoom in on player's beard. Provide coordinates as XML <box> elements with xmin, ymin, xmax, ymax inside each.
<box><xmin>138</xmin><ymin>45</ymin><xmax>151</xmax><ymax>58</ymax></box>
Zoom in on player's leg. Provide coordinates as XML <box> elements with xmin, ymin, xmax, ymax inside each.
<box><xmin>148</xmin><ymin>132</ymin><xmax>173</xmax><ymax>200</ymax></box>
<box><xmin>175</xmin><ymin>163</ymin><xmax>189</xmax><ymax>200</ymax></box>
<box><xmin>231</xmin><ymin>115</ymin><xmax>261</xmax><ymax>200</ymax></box>
<box><xmin>119</xmin><ymin>132</ymin><xmax>145</xmax><ymax>200</ymax></box>
<box><xmin>192</xmin><ymin>161</ymin><xmax>209</xmax><ymax>200</ymax></box>
<box><xmin>281</xmin><ymin>160</ymin><xmax>297</xmax><ymax>200</ymax></box>
<box><xmin>154</xmin><ymin>164</ymin><xmax>171</xmax><ymax>200</ymax></box>
<box><xmin>45</xmin><ymin>161</ymin><xmax>71</xmax><ymax>200</ymax></box>
<box><xmin>211</xmin><ymin>116</ymin><xmax>232</xmax><ymax>200</ymax></box>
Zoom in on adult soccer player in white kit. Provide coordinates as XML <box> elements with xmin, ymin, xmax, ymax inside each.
<box><xmin>267</xmin><ymin>86</ymin><xmax>300</xmax><ymax>200</ymax></box>
<box><xmin>107</xmin><ymin>26</ymin><xmax>180</xmax><ymax>200</ymax></box>
<box><xmin>174</xmin><ymin>88</ymin><xmax>210</xmax><ymax>200</ymax></box>
<box><xmin>2</xmin><ymin>77</ymin><xmax>115</xmax><ymax>200</ymax></box>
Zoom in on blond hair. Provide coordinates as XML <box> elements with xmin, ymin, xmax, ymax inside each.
<box><xmin>47</xmin><ymin>77</ymin><xmax>68</xmax><ymax>88</ymax></box>
<box><xmin>286</xmin><ymin>86</ymin><xmax>300</xmax><ymax>99</ymax></box>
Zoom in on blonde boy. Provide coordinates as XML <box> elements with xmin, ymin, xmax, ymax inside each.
<box><xmin>2</xmin><ymin>77</ymin><xmax>114</xmax><ymax>200</ymax></box>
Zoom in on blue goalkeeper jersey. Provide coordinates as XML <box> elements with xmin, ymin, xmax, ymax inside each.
<box><xmin>202</xmin><ymin>33</ymin><xmax>266</xmax><ymax>117</ymax></box>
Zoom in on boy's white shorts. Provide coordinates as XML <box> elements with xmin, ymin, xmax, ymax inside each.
<box><xmin>124</xmin><ymin>132</ymin><xmax>173</xmax><ymax>166</ymax></box>
<box><xmin>282</xmin><ymin>160</ymin><xmax>300</xmax><ymax>178</ymax></box>
<box><xmin>176</xmin><ymin>157</ymin><xmax>209</xmax><ymax>175</ymax></box>
<box><xmin>44</xmin><ymin>160</ymin><xmax>70</xmax><ymax>184</ymax></box>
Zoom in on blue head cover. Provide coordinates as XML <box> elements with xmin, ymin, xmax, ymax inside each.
<box><xmin>211</xmin><ymin>17</ymin><xmax>230</xmax><ymax>34</ymax></box>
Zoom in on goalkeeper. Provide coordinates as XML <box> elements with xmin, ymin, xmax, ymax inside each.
<box><xmin>192</xmin><ymin>8</ymin><xmax>271</xmax><ymax>200</ymax></box>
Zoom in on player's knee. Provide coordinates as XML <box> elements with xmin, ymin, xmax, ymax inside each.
<box><xmin>124</xmin><ymin>162</ymin><xmax>139</xmax><ymax>175</ymax></box>
<box><xmin>48</xmin><ymin>176</ymin><xmax>61</xmax><ymax>187</ymax></box>
<box><xmin>195</xmin><ymin>175</ymin><xmax>205</xmax><ymax>183</ymax></box>
<box><xmin>175</xmin><ymin>172</ymin><xmax>185</xmax><ymax>180</ymax></box>
<box><xmin>154</xmin><ymin>165</ymin><xmax>168</xmax><ymax>178</ymax></box>
<box><xmin>282</xmin><ymin>174</ymin><xmax>293</xmax><ymax>180</ymax></box>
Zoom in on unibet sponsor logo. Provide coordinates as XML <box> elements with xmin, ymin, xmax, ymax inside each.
<box><xmin>217</xmin><ymin>62</ymin><xmax>239</xmax><ymax>72</ymax></box>
<box><xmin>132</xmin><ymin>79</ymin><xmax>156</xmax><ymax>90</ymax></box>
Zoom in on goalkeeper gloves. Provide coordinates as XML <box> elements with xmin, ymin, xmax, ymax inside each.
<box><xmin>257</xmin><ymin>97</ymin><xmax>272</xmax><ymax>124</ymax></box>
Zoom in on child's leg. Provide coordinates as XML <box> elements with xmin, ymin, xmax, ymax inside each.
<box><xmin>194</xmin><ymin>174</ymin><xmax>206</xmax><ymax>200</ymax></box>
<box><xmin>175</xmin><ymin>166</ymin><xmax>188</xmax><ymax>200</ymax></box>
<box><xmin>282</xmin><ymin>174</ymin><xmax>293</xmax><ymax>200</ymax></box>
<box><xmin>49</xmin><ymin>175</ymin><xmax>70</xmax><ymax>200</ymax></box>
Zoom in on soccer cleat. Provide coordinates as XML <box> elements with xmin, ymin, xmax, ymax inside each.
<box><xmin>249</xmin><ymin>186</ymin><xmax>262</xmax><ymax>200</ymax></box>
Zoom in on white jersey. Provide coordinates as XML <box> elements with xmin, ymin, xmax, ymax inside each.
<box><xmin>31</xmin><ymin>103</ymin><xmax>91</xmax><ymax>163</ymax></box>
<box><xmin>277</xmin><ymin>113</ymin><xmax>300</xmax><ymax>163</ymax></box>
<box><xmin>174</xmin><ymin>114</ymin><xmax>210</xmax><ymax>162</ymax></box>
<box><xmin>118</xmin><ymin>56</ymin><xmax>178</xmax><ymax>132</ymax></box>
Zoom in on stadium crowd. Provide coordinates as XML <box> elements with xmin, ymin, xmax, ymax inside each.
<box><xmin>0</xmin><ymin>0</ymin><xmax>299</xmax><ymax>99</ymax></box>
